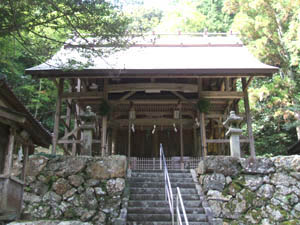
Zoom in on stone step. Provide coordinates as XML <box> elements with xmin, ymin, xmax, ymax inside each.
<box><xmin>130</xmin><ymin>193</ymin><xmax>200</xmax><ymax>201</ymax></box>
<box><xmin>130</xmin><ymin>187</ymin><xmax>197</xmax><ymax>195</ymax></box>
<box><xmin>127</xmin><ymin>222</ymin><xmax>209</xmax><ymax>225</ymax></box>
<box><xmin>129</xmin><ymin>177</ymin><xmax>194</xmax><ymax>183</ymax></box>
<box><xmin>128</xmin><ymin>207</ymin><xmax>205</xmax><ymax>214</ymax></box>
<box><xmin>127</xmin><ymin>213</ymin><xmax>207</xmax><ymax>222</ymax></box>
<box><xmin>128</xmin><ymin>200</ymin><xmax>202</xmax><ymax>208</ymax></box>
<box><xmin>129</xmin><ymin>181</ymin><xmax>196</xmax><ymax>189</ymax></box>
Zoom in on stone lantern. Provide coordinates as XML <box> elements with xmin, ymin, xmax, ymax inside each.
<box><xmin>223</xmin><ymin>111</ymin><xmax>243</xmax><ymax>157</ymax></box>
<box><xmin>80</xmin><ymin>106</ymin><xmax>96</xmax><ymax>156</ymax></box>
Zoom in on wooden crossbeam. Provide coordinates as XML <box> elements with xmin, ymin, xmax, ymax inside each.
<box><xmin>61</xmin><ymin>91</ymin><xmax>104</xmax><ymax>99</ymax></box>
<box><xmin>120</xmin><ymin>91</ymin><xmax>136</xmax><ymax>100</ymax></box>
<box><xmin>60</xmin><ymin>126</ymin><xmax>80</xmax><ymax>141</ymax></box>
<box><xmin>206</xmin><ymin>139</ymin><xmax>250</xmax><ymax>143</ymax></box>
<box><xmin>243</xmin><ymin>77</ymin><xmax>254</xmax><ymax>92</ymax></box>
<box><xmin>0</xmin><ymin>106</ymin><xmax>26</xmax><ymax>124</ymax></box>
<box><xmin>64</xmin><ymin>91</ymin><xmax>243</xmax><ymax>101</ymax></box>
<box><xmin>171</xmin><ymin>91</ymin><xmax>188</xmax><ymax>101</ymax></box>
<box><xmin>108</xmin><ymin>83</ymin><xmax>198</xmax><ymax>93</ymax></box>
<box><xmin>110</xmin><ymin>118</ymin><xmax>194</xmax><ymax>126</ymax></box>
<box><xmin>58</xmin><ymin>139</ymin><xmax>101</xmax><ymax>144</ymax></box>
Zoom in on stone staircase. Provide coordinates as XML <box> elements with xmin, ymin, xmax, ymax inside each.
<box><xmin>127</xmin><ymin>169</ymin><xmax>210</xmax><ymax>225</ymax></box>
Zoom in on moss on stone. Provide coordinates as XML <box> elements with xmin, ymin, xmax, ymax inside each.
<box><xmin>241</xmin><ymin>189</ymin><xmax>256</xmax><ymax>205</ymax></box>
<box><xmin>281</xmin><ymin>220</ymin><xmax>299</xmax><ymax>225</ymax></box>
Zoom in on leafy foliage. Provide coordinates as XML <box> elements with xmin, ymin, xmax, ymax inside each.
<box><xmin>156</xmin><ymin>0</ymin><xmax>233</xmax><ymax>32</ymax></box>
<box><xmin>0</xmin><ymin>0</ymin><xmax>135</xmax><ymax>62</ymax></box>
<box><xmin>196</xmin><ymin>98</ymin><xmax>210</xmax><ymax>113</ymax></box>
<box><xmin>224</xmin><ymin>0</ymin><xmax>300</xmax><ymax>154</ymax></box>
<box><xmin>0</xmin><ymin>0</ymin><xmax>141</xmax><ymax>131</ymax></box>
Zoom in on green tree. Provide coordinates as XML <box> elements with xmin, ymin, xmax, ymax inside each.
<box><xmin>224</xmin><ymin>0</ymin><xmax>300</xmax><ymax>153</ymax></box>
<box><xmin>156</xmin><ymin>0</ymin><xmax>233</xmax><ymax>33</ymax></box>
<box><xmin>0</xmin><ymin>0</ymin><xmax>141</xmax><ymax>131</ymax></box>
<box><xmin>0</xmin><ymin>0</ymin><xmax>134</xmax><ymax>61</ymax></box>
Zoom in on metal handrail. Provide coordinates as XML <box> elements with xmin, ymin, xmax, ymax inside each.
<box><xmin>160</xmin><ymin>144</ymin><xmax>174</xmax><ymax>225</ymax></box>
<box><xmin>176</xmin><ymin>187</ymin><xmax>189</xmax><ymax>225</ymax></box>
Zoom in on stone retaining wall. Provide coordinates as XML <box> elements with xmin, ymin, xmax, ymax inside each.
<box><xmin>20</xmin><ymin>155</ymin><xmax>127</xmax><ymax>225</ymax></box>
<box><xmin>196</xmin><ymin>156</ymin><xmax>300</xmax><ymax>225</ymax></box>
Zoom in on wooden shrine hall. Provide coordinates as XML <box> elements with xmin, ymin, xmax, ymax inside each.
<box><xmin>25</xmin><ymin>34</ymin><xmax>278</xmax><ymax>161</ymax></box>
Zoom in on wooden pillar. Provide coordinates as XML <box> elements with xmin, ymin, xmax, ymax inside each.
<box><xmin>219</xmin><ymin>117</ymin><xmax>225</xmax><ymax>155</ymax></box>
<box><xmin>198</xmin><ymin>78</ymin><xmax>207</xmax><ymax>156</ymax></box>
<box><xmin>64</xmin><ymin>87</ymin><xmax>72</xmax><ymax>151</ymax></box>
<box><xmin>101</xmin><ymin>117</ymin><xmax>107</xmax><ymax>156</ymax></box>
<box><xmin>128</xmin><ymin>121</ymin><xmax>131</xmax><ymax>158</ymax></box>
<box><xmin>242</xmin><ymin>78</ymin><xmax>256</xmax><ymax>158</ymax></box>
<box><xmin>193</xmin><ymin>125</ymin><xmax>198</xmax><ymax>156</ymax></box>
<box><xmin>72</xmin><ymin>79</ymin><xmax>81</xmax><ymax>156</ymax></box>
<box><xmin>101</xmin><ymin>78</ymin><xmax>108</xmax><ymax>156</ymax></box>
<box><xmin>4</xmin><ymin>128</ymin><xmax>15</xmax><ymax>175</ymax></box>
<box><xmin>180</xmin><ymin>118</ymin><xmax>184</xmax><ymax>169</ymax></box>
<box><xmin>21</xmin><ymin>142</ymin><xmax>30</xmax><ymax>182</ymax></box>
<box><xmin>200</xmin><ymin>112</ymin><xmax>207</xmax><ymax>156</ymax></box>
<box><xmin>52</xmin><ymin>78</ymin><xmax>64</xmax><ymax>155</ymax></box>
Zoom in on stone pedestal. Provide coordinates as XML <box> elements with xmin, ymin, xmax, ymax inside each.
<box><xmin>79</xmin><ymin>106</ymin><xmax>96</xmax><ymax>156</ymax></box>
<box><xmin>226</xmin><ymin>128</ymin><xmax>243</xmax><ymax>157</ymax></box>
<box><xmin>81</xmin><ymin>125</ymin><xmax>95</xmax><ymax>156</ymax></box>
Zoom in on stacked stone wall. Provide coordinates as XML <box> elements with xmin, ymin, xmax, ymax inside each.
<box><xmin>196</xmin><ymin>156</ymin><xmax>300</xmax><ymax>225</ymax></box>
<box><xmin>20</xmin><ymin>155</ymin><xmax>128</xmax><ymax>225</ymax></box>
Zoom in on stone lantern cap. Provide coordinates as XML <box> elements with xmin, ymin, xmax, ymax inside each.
<box><xmin>223</xmin><ymin>111</ymin><xmax>243</xmax><ymax>137</ymax></box>
<box><xmin>223</xmin><ymin>111</ymin><xmax>243</xmax><ymax>128</ymax></box>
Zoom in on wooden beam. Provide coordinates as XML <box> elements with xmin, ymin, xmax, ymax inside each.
<box><xmin>206</xmin><ymin>139</ymin><xmax>250</xmax><ymax>143</ymax></box>
<box><xmin>243</xmin><ymin>77</ymin><xmax>254</xmax><ymax>91</ymax></box>
<box><xmin>61</xmin><ymin>91</ymin><xmax>104</xmax><ymax>99</ymax></box>
<box><xmin>58</xmin><ymin>139</ymin><xmax>101</xmax><ymax>144</ymax></box>
<box><xmin>242</xmin><ymin>78</ymin><xmax>256</xmax><ymax>158</ymax></box>
<box><xmin>111</xmin><ymin>118</ymin><xmax>194</xmax><ymax>127</ymax></box>
<box><xmin>108</xmin><ymin>83</ymin><xmax>198</xmax><ymax>93</ymax></box>
<box><xmin>52</xmin><ymin>78</ymin><xmax>64</xmax><ymax>155</ymax></box>
<box><xmin>82</xmin><ymin>99</ymin><xmax>227</xmax><ymax>105</ymax></box>
<box><xmin>0</xmin><ymin>106</ymin><xmax>26</xmax><ymax>124</ymax></box>
<box><xmin>171</xmin><ymin>91</ymin><xmax>188</xmax><ymax>101</ymax></box>
<box><xmin>120</xmin><ymin>91</ymin><xmax>136</xmax><ymax>101</ymax></box>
